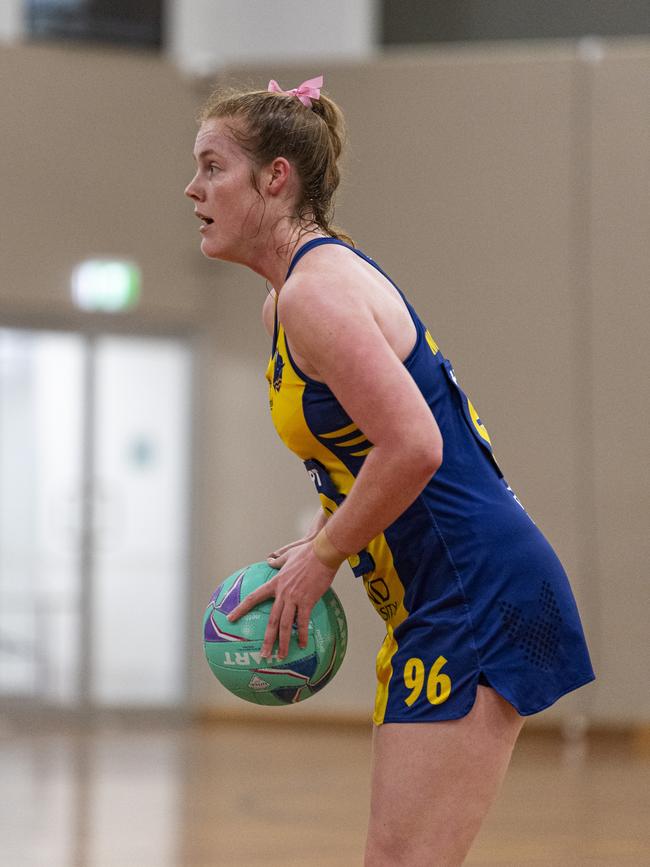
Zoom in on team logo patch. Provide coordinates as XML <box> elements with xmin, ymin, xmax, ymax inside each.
<box><xmin>273</xmin><ymin>352</ymin><xmax>284</xmax><ymax>392</ymax></box>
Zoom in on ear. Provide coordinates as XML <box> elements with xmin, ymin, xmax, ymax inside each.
<box><xmin>266</xmin><ymin>157</ymin><xmax>292</xmax><ymax>196</ymax></box>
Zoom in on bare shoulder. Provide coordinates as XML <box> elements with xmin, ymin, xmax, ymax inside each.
<box><xmin>278</xmin><ymin>269</ymin><xmax>375</xmax><ymax>377</ymax></box>
<box><xmin>279</xmin><ymin>255</ymin><xmax>369</xmax><ymax>324</ymax></box>
<box><xmin>262</xmin><ymin>289</ymin><xmax>277</xmax><ymax>337</ymax></box>
<box><xmin>279</xmin><ymin>242</ymin><xmax>417</xmax><ymax>366</ymax></box>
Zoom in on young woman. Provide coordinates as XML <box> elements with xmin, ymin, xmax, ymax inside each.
<box><xmin>185</xmin><ymin>75</ymin><xmax>595</xmax><ymax>866</ymax></box>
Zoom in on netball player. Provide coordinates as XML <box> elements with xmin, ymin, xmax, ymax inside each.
<box><xmin>185</xmin><ymin>75</ymin><xmax>595</xmax><ymax>866</ymax></box>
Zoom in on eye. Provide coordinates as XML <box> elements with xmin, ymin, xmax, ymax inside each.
<box><xmin>208</xmin><ymin>164</ymin><xmax>219</xmax><ymax>176</ymax></box>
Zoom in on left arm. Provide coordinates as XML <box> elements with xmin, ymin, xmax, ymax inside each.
<box><xmin>283</xmin><ymin>274</ymin><xmax>443</xmax><ymax>556</ymax></box>
<box><xmin>229</xmin><ymin>273</ymin><xmax>442</xmax><ymax>657</ymax></box>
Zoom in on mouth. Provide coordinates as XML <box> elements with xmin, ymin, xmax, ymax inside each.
<box><xmin>195</xmin><ymin>212</ymin><xmax>214</xmax><ymax>231</ymax></box>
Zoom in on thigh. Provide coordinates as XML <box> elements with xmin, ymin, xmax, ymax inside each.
<box><xmin>365</xmin><ymin>686</ymin><xmax>524</xmax><ymax>867</ymax></box>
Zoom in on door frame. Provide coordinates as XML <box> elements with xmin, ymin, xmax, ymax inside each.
<box><xmin>0</xmin><ymin>315</ymin><xmax>200</xmax><ymax>719</ymax></box>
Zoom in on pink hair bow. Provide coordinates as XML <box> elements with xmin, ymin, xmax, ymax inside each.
<box><xmin>267</xmin><ymin>75</ymin><xmax>323</xmax><ymax>108</ymax></box>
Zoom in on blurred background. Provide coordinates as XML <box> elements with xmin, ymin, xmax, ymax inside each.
<box><xmin>1</xmin><ymin>1</ymin><xmax>648</xmax><ymax>865</ymax></box>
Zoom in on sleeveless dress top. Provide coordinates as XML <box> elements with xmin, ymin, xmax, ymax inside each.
<box><xmin>265</xmin><ymin>237</ymin><xmax>594</xmax><ymax>724</ymax></box>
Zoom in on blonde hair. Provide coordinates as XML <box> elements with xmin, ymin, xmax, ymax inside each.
<box><xmin>198</xmin><ymin>83</ymin><xmax>354</xmax><ymax>247</ymax></box>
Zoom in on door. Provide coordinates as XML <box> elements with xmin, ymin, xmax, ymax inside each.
<box><xmin>0</xmin><ymin>328</ymin><xmax>192</xmax><ymax>709</ymax></box>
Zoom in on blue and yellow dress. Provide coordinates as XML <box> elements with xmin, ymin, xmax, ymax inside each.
<box><xmin>266</xmin><ymin>237</ymin><xmax>595</xmax><ymax>724</ymax></box>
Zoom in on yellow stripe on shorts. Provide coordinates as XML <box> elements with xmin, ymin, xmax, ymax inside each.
<box><xmin>362</xmin><ymin>533</ymin><xmax>409</xmax><ymax>725</ymax></box>
<box><xmin>373</xmin><ymin>625</ymin><xmax>401</xmax><ymax>725</ymax></box>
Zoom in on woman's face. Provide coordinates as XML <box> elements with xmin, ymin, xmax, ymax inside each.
<box><xmin>185</xmin><ymin>118</ymin><xmax>264</xmax><ymax>261</ymax></box>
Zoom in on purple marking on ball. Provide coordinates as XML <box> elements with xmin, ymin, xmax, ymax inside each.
<box><xmin>215</xmin><ymin>569</ymin><xmax>247</xmax><ymax>616</ymax></box>
<box><xmin>203</xmin><ymin>611</ymin><xmax>247</xmax><ymax>643</ymax></box>
<box><xmin>253</xmin><ymin>652</ymin><xmax>318</xmax><ymax>682</ymax></box>
<box><xmin>208</xmin><ymin>585</ymin><xmax>223</xmax><ymax>605</ymax></box>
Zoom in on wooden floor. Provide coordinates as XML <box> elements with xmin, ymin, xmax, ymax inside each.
<box><xmin>1</xmin><ymin>717</ymin><xmax>649</xmax><ymax>866</ymax></box>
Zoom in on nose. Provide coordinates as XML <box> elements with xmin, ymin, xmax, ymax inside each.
<box><xmin>185</xmin><ymin>172</ymin><xmax>202</xmax><ymax>201</ymax></box>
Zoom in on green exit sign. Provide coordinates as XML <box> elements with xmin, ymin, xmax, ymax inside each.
<box><xmin>71</xmin><ymin>260</ymin><xmax>141</xmax><ymax>312</ymax></box>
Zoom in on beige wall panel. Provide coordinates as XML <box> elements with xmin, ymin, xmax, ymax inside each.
<box><xmin>0</xmin><ymin>44</ymin><xmax>206</xmax><ymax>321</ymax></box>
<box><xmin>589</xmin><ymin>43</ymin><xmax>650</xmax><ymax>722</ymax></box>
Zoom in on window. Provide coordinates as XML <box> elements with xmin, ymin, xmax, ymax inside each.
<box><xmin>381</xmin><ymin>0</ymin><xmax>650</xmax><ymax>46</ymax></box>
<box><xmin>26</xmin><ymin>0</ymin><xmax>163</xmax><ymax>49</ymax></box>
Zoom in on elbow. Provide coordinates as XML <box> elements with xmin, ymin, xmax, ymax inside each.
<box><xmin>378</xmin><ymin>425</ymin><xmax>443</xmax><ymax>481</ymax></box>
<box><xmin>410</xmin><ymin>437</ymin><xmax>443</xmax><ymax>481</ymax></box>
<box><xmin>431</xmin><ymin>442</ymin><xmax>443</xmax><ymax>474</ymax></box>
<box><xmin>411</xmin><ymin>414</ymin><xmax>444</xmax><ymax>478</ymax></box>
<box><xmin>426</xmin><ymin>444</ymin><xmax>444</xmax><ymax>478</ymax></box>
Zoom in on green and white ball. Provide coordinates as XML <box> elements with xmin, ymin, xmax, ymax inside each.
<box><xmin>203</xmin><ymin>561</ymin><xmax>348</xmax><ymax>705</ymax></box>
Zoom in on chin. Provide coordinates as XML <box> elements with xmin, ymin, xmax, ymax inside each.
<box><xmin>201</xmin><ymin>236</ymin><xmax>243</xmax><ymax>265</ymax></box>
<box><xmin>200</xmin><ymin>237</ymin><xmax>224</xmax><ymax>260</ymax></box>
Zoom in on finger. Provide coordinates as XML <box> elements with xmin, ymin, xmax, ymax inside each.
<box><xmin>227</xmin><ymin>581</ymin><xmax>275</xmax><ymax>622</ymax></box>
<box><xmin>261</xmin><ymin>598</ymin><xmax>283</xmax><ymax>659</ymax></box>
<box><xmin>268</xmin><ymin>538</ymin><xmax>304</xmax><ymax>558</ymax></box>
<box><xmin>296</xmin><ymin>605</ymin><xmax>311</xmax><ymax>650</ymax></box>
<box><xmin>267</xmin><ymin>552</ymin><xmax>289</xmax><ymax>568</ymax></box>
<box><xmin>277</xmin><ymin>601</ymin><xmax>297</xmax><ymax>659</ymax></box>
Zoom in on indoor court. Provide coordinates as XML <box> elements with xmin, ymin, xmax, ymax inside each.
<box><xmin>2</xmin><ymin>718</ymin><xmax>649</xmax><ymax>865</ymax></box>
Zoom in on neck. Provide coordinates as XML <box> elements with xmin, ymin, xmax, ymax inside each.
<box><xmin>241</xmin><ymin>220</ymin><xmax>328</xmax><ymax>291</ymax></box>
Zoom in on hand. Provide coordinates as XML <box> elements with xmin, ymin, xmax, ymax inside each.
<box><xmin>227</xmin><ymin>542</ymin><xmax>337</xmax><ymax>659</ymax></box>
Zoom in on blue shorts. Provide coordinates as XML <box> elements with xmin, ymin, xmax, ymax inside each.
<box><xmin>370</xmin><ymin>481</ymin><xmax>595</xmax><ymax>724</ymax></box>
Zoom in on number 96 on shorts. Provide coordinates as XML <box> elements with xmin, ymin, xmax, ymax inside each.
<box><xmin>403</xmin><ymin>655</ymin><xmax>452</xmax><ymax>707</ymax></box>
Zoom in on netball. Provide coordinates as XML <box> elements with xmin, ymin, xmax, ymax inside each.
<box><xmin>203</xmin><ymin>561</ymin><xmax>348</xmax><ymax>704</ymax></box>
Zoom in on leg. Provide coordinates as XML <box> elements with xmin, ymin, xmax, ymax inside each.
<box><xmin>364</xmin><ymin>686</ymin><xmax>525</xmax><ymax>867</ymax></box>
